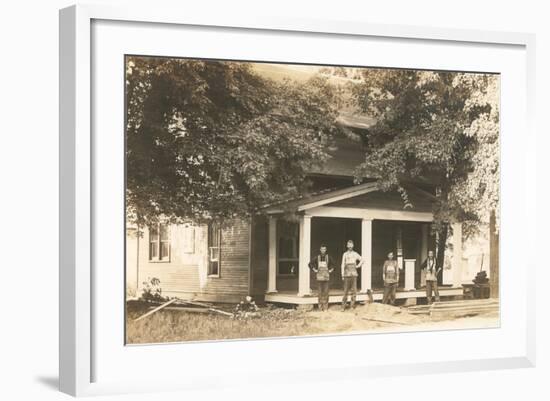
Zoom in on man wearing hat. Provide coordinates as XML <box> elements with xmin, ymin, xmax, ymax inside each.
<box><xmin>382</xmin><ymin>251</ymin><xmax>400</xmax><ymax>305</ymax></box>
<box><xmin>340</xmin><ymin>240</ymin><xmax>363</xmax><ymax>310</ymax></box>
<box><xmin>421</xmin><ymin>250</ymin><xmax>441</xmax><ymax>303</ymax></box>
<box><xmin>309</xmin><ymin>244</ymin><xmax>334</xmax><ymax>311</ymax></box>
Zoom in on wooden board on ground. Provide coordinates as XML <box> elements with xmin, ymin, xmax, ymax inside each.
<box><xmin>133</xmin><ymin>298</ymin><xmax>234</xmax><ymax>319</ymax></box>
<box><xmin>134</xmin><ymin>298</ymin><xmax>178</xmax><ymax>321</ymax></box>
<box><xmin>406</xmin><ymin>299</ymin><xmax>499</xmax><ymax>319</ymax></box>
<box><xmin>361</xmin><ymin>317</ymin><xmax>408</xmax><ymax>325</ymax></box>
<box><xmin>174</xmin><ymin>299</ymin><xmax>213</xmax><ymax>308</ymax></box>
<box><xmin>163</xmin><ymin>306</ymin><xmax>211</xmax><ymax>314</ymax></box>
<box><xmin>174</xmin><ymin>299</ymin><xmax>234</xmax><ymax>317</ymax></box>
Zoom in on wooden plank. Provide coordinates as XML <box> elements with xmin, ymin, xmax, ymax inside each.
<box><xmin>164</xmin><ymin>292</ymin><xmax>246</xmax><ymax>304</ymax></box>
<box><xmin>431</xmin><ymin>309</ymin><xmax>498</xmax><ymax>319</ymax></box>
<box><xmin>175</xmin><ymin>299</ymin><xmax>233</xmax><ymax>317</ymax></box>
<box><xmin>431</xmin><ymin>303</ymin><xmax>498</xmax><ymax>310</ymax></box>
<box><xmin>207</xmin><ymin>308</ymin><xmax>234</xmax><ymax>317</ymax></box>
<box><xmin>407</xmin><ymin>299</ymin><xmax>498</xmax><ymax>310</ymax></box>
<box><xmin>433</xmin><ymin>299</ymin><xmax>497</xmax><ymax>305</ymax></box>
<box><xmin>431</xmin><ymin>304</ymin><xmax>499</xmax><ymax>311</ymax></box>
<box><xmin>133</xmin><ymin>298</ymin><xmax>178</xmax><ymax>321</ymax></box>
<box><xmin>407</xmin><ymin>299</ymin><xmax>499</xmax><ymax>316</ymax></box>
<box><xmin>175</xmin><ymin>299</ymin><xmax>213</xmax><ymax>308</ymax></box>
<box><xmin>163</xmin><ymin>306</ymin><xmax>210</xmax><ymax>313</ymax></box>
<box><xmin>362</xmin><ymin>317</ymin><xmax>408</xmax><ymax>325</ymax></box>
<box><xmin>140</xmin><ymin>299</ymin><xmax>235</xmax><ymax>317</ymax></box>
<box><xmin>431</xmin><ymin>306</ymin><xmax>499</xmax><ymax>313</ymax></box>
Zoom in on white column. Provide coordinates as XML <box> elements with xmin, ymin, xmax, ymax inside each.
<box><xmin>361</xmin><ymin>218</ymin><xmax>372</xmax><ymax>292</ymax></box>
<box><xmin>420</xmin><ymin>224</ymin><xmax>429</xmax><ymax>287</ymax></box>
<box><xmin>298</xmin><ymin>215</ymin><xmax>312</xmax><ymax>296</ymax></box>
<box><xmin>440</xmin><ymin>230</ymin><xmax>452</xmax><ymax>285</ymax></box>
<box><xmin>452</xmin><ymin>222</ymin><xmax>463</xmax><ymax>287</ymax></box>
<box><xmin>267</xmin><ymin>216</ymin><xmax>277</xmax><ymax>293</ymax></box>
<box><xmin>404</xmin><ymin>259</ymin><xmax>416</xmax><ymax>291</ymax></box>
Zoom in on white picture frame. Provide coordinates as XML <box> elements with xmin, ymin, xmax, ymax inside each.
<box><xmin>59</xmin><ymin>4</ymin><xmax>536</xmax><ymax>397</ymax></box>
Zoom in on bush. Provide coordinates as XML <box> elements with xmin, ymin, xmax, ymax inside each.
<box><xmin>140</xmin><ymin>277</ymin><xmax>166</xmax><ymax>303</ymax></box>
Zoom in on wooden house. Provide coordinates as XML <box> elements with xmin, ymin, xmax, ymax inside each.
<box><xmin>126</xmin><ymin>130</ymin><xmax>466</xmax><ymax>305</ymax></box>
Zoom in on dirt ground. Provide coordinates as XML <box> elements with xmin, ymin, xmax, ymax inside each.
<box><xmin>126</xmin><ymin>301</ymin><xmax>500</xmax><ymax>344</ymax></box>
<box><xmin>284</xmin><ymin>302</ymin><xmax>499</xmax><ymax>336</ymax></box>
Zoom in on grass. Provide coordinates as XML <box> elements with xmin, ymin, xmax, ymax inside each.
<box><xmin>126</xmin><ymin>302</ymin><xmax>316</xmax><ymax>343</ymax></box>
<box><xmin>125</xmin><ymin>301</ymin><xmax>500</xmax><ymax>344</ymax></box>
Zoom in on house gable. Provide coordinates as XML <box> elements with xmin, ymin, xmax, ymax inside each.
<box><xmin>265</xmin><ymin>182</ymin><xmax>435</xmax><ymax>216</ymax></box>
<box><xmin>328</xmin><ymin>186</ymin><xmax>434</xmax><ymax>213</ymax></box>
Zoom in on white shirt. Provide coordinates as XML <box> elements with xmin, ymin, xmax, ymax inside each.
<box><xmin>341</xmin><ymin>250</ymin><xmax>363</xmax><ymax>275</ymax></box>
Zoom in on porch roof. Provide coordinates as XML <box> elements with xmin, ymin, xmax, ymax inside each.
<box><xmin>263</xmin><ymin>182</ymin><xmax>377</xmax><ymax>213</ymax></box>
<box><xmin>264</xmin><ymin>182</ymin><xmax>436</xmax><ymax>215</ymax></box>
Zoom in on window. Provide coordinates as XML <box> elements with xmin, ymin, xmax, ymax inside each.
<box><xmin>149</xmin><ymin>223</ymin><xmax>170</xmax><ymax>262</ymax></box>
<box><xmin>208</xmin><ymin>222</ymin><xmax>222</xmax><ymax>276</ymax></box>
<box><xmin>277</xmin><ymin>220</ymin><xmax>299</xmax><ymax>275</ymax></box>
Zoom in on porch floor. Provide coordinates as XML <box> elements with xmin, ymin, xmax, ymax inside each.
<box><xmin>265</xmin><ymin>286</ymin><xmax>463</xmax><ymax>305</ymax></box>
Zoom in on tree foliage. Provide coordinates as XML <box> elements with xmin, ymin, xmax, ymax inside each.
<box><xmin>450</xmin><ymin>74</ymin><xmax>500</xmax><ymax>229</ymax></box>
<box><xmin>350</xmin><ymin>69</ymin><xmax>499</xmax><ymax>239</ymax></box>
<box><xmin>126</xmin><ymin>57</ymin><xmax>342</xmax><ymax>225</ymax></box>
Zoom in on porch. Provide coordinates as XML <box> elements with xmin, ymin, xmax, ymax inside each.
<box><xmin>265</xmin><ymin>287</ymin><xmax>464</xmax><ymax>305</ymax></box>
<box><xmin>263</xmin><ymin>182</ymin><xmax>464</xmax><ymax>304</ymax></box>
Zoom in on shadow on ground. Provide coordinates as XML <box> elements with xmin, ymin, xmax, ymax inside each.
<box><xmin>35</xmin><ymin>376</ymin><xmax>58</xmax><ymax>391</ymax></box>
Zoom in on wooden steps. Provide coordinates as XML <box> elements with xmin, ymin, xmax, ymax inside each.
<box><xmin>407</xmin><ymin>299</ymin><xmax>499</xmax><ymax>320</ymax></box>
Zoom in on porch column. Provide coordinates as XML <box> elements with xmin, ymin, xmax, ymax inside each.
<box><xmin>440</xmin><ymin>230</ymin><xmax>452</xmax><ymax>285</ymax></box>
<box><xmin>298</xmin><ymin>215</ymin><xmax>312</xmax><ymax>296</ymax></box>
<box><xmin>404</xmin><ymin>259</ymin><xmax>416</xmax><ymax>291</ymax></box>
<box><xmin>420</xmin><ymin>224</ymin><xmax>429</xmax><ymax>287</ymax></box>
<box><xmin>361</xmin><ymin>218</ymin><xmax>373</xmax><ymax>292</ymax></box>
<box><xmin>267</xmin><ymin>216</ymin><xmax>277</xmax><ymax>293</ymax></box>
<box><xmin>452</xmin><ymin>222</ymin><xmax>463</xmax><ymax>287</ymax></box>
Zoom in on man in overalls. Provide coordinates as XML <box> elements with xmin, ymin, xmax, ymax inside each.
<box><xmin>382</xmin><ymin>251</ymin><xmax>400</xmax><ymax>305</ymax></box>
<box><xmin>422</xmin><ymin>250</ymin><xmax>441</xmax><ymax>303</ymax></box>
<box><xmin>340</xmin><ymin>240</ymin><xmax>363</xmax><ymax>310</ymax></box>
<box><xmin>309</xmin><ymin>245</ymin><xmax>334</xmax><ymax>311</ymax></box>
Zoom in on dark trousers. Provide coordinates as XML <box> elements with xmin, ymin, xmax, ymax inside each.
<box><xmin>382</xmin><ymin>283</ymin><xmax>397</xmax><ymax>305</ymax></box>
<box><xmin>426</xmin><ymin>280</ymin><xmax>440</xmax><ymax>302</ymax></box>
<box><xmin>342</xmin><ymin>276</ymin><xmax>357</xmax><ymax>307</ymax></box>
<box><xmin>317</xmin><ymin>281</ymin><xmax>329</xmax><ymax>311</ymax></box>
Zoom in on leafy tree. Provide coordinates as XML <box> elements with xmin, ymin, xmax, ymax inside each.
<box><xmin>350</xmin><ymin>69</ymin><xmax>499</xmax><ymax>265</ymax></box>
<box><xmin>126</xmin><ymin>57</ymin><xmax>341</xmax><ymax>226</ymax></box>
<box><xmin>450</xmin><ymin>75</ymin><xmax>500</xmax><ymax>228</ymax></box>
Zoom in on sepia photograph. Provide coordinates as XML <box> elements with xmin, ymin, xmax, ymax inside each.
<box><xmin>124</xmin><ymin>56</ymin><xmax>500</xmax><ymax>344</ymax></box>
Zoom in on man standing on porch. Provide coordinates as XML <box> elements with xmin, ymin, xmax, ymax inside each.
<box><xmin>422</xmin><ymin>250</ymin><xmax>441</xmax><ymax>303</ymax></box>
<box><xmin>341</xmin><ymin>240</ymin><xmax>363</xmax><ymax>310</ymax></box>
<box><xmin>382</xmin><ymin>252</ymin><xmax>399</xmax><ymax>305</ymax></box>
<box><xmin>309</xmin><ymin>245</ymin><xmax>334</xmax><ymax>311</ymax></box>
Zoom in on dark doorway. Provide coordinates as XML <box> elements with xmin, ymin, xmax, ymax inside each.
<box><xmin>310</xmin><ymin>217</ymin><xmax>361</xmax><ymax>291</ymax></box>
<box><xmin>372</xmin><ymin>220</ymin><xmax>424</xmax><ymax>289</ymax></box>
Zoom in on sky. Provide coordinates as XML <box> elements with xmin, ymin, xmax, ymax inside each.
<box><xmin>252</xmin><ymin>62</ymin><xmax>323</xmax><ymax>82</ymax></box>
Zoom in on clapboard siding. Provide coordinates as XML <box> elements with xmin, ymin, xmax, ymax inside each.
<box><xmin>135</xmin><ymin>222</ymin><xmax>206</xmax><ymax>294</ymax></box>
<box><xmin>202</xmin><ymin>219</ymin><xmax>250</xmax><ymax>295</ymax></box>
<box><xmin>127</xmin><ymin>219</ymin><xmax>252</xmax><ymax>302</ymax></box>
<box><xmin>139</xmin><ymin>264</ymin><xmax>201</xmax><ymax>294</ymax></box>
